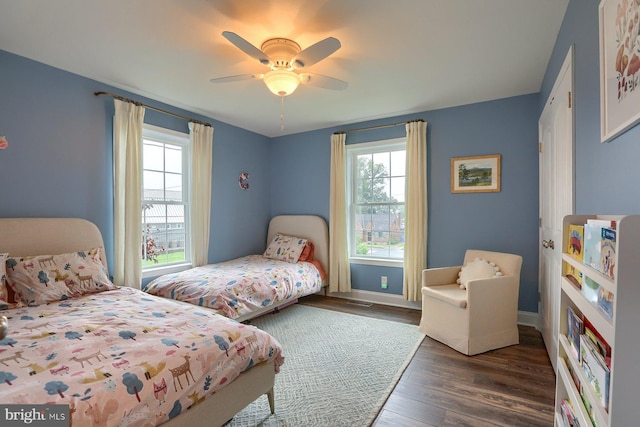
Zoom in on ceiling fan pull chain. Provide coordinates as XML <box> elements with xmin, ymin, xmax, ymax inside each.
<box><xmin>280</xmin><ymin>95</ymin><xmax>286</xmax><ymax>132</ymax></box>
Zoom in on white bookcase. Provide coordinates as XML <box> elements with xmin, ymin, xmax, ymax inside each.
<box><xmin>554</xmin><ymin>215</ymin><xmax>640</xmax><ymax>426</ymax></box>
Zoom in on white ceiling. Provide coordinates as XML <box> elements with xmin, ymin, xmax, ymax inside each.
<box><xmin>0</xmin><ymin>0</ymin><xmax>569</xmax><ymax>138</ymax></box>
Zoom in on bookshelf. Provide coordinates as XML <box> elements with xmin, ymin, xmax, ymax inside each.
<box><xmin>555</xmin><ymin>215</ymin><xmax>640</xmax><ymax>426</ymax></box>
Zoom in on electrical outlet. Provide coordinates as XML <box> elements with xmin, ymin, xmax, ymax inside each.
<box><xmin>381</xmin><ymin>276</ymin><xmax>388</xmax><ymax>289</ymax></box>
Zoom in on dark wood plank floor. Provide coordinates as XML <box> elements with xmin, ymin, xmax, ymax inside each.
<box><xmin>299</xmin><ymin>294</ymin><xmax>556</xmax><ymax>427</ymax></box>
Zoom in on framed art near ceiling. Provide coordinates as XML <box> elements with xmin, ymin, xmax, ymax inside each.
<box><xmin>599</xmin><ymin>0</ymin><xmax>640</xmax><ymax>142</ymax></box>
<box><xmin>451</xmin><ymin>154</ymin><xmax>501</xmax><ymax>193</ymax></box>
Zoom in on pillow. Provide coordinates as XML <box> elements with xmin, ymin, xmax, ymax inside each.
<box><xmin>6</xmin><ymin>247</ymin><xmax>116</xmax><ymax>306</ymax></box>
<box><xmin>0</xmin><ymin>253</ymin><xmax>10</xmax><ymax>309</ymax></box>
<box><xmin>457</xmin><ymin>257</ymin><xmax>502</xmax><ymax>290</ymax></box>
<box><xmin>6</xmin><ymin>255</ymin><xmax>74</xmax><ymax>306</ymax></box>
<box><xmin>263</xmin><ymin>233</ymin><xmax>308</xmax><ymax>263</ymax></box>
<box><xmin>64</xmin><ymin>247</ymin><xmax>117</xmax><ymax>296</ymax></box>
<box><xmin>298</xmin><ymin>241</ymin><xmax>315</xmax><ymax>262</ymax></box>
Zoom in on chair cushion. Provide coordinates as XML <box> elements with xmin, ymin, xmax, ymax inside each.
<box><xmin>422</xmin><ymin>284</ymin><xmax>467</xmax><ymax>308</ymax></box>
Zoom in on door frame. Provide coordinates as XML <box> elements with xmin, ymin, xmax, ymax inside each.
<box><xmin>538</xmin><ymin>45</ymin><xmax>575</xmax><ymax>368</ymax></box>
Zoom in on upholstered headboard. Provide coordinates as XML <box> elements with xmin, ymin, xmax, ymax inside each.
<box><xmin>0</xmin><ymin>218</ymin><xmax>108</xmax><ymax>268</ymax></box>
<box><xmin>0</xmin><ymin>216</ymin><xmax>327</xmax><ymax>279</ymax></box>
<box><xmin>267</xmin><ymin>215</ymin><xmax>329</xmax><ymax>277</ymax></box>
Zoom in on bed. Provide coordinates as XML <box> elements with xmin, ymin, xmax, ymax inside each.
<box><xmin>144</xmin><ymin>215</ymin><xmax>329</xmax><ymax>322</ymax></box>
<box><xmin>0</xmin><ymin>218</ymin><xmax>284</xmax><ymax>427</ymax></box>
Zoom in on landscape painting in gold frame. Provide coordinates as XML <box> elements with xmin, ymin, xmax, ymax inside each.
<box><xmin>451</xmin><ymin>154</ymin><xmax>501</xmax><ymax>193</ymax></box>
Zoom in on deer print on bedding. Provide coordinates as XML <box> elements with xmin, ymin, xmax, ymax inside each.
<box><xmin>0</xmin><ymin>286</ymin><xmax>283</xmax><ymax>426</ymax></box>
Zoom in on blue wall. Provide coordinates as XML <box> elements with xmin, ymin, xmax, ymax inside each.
<box><xmin>270</xmin><ymin>0</ymin><xmax>640</xmax><ymax>311</ymax></box>
<box><xmin>2</xmin><ymin>0</ymin><xmax>633</xmax><ymax>316</ymax></box>
<box><xmin>541</xmin><ymin>0</ymin><xmax>640</xmax><ymax>214</ymax></box>
<box><xmin>0</xmin><ymin>48</ymin><xmax>541</xmax><ymax>312</ymax></box>
<box><xmin>269</xmin><ymin>95</ymin><xmax>541</xmax><ymax>310</ymax></box>
<box><xmin>0</xmin><ymin>50</ymin><xmax>272</xmax><ymax>272</ymax></box>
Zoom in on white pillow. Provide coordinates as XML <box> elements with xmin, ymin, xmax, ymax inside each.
<box><xmin>457</xmin><ymin>257</ymin><xmax>502</xmax><ymax>290</ymax></box>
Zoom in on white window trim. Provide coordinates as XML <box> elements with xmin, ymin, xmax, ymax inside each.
<box><xmin>141</xmin><ymin>124</ymin><xmax>192</xmax><ymax>277</ymax></box>
<box><xmin>349</xmin><ymin>257</ymin><xmax>404</xmax><ymax>267</ymax></box>
<box><xmin>346</xmin><ymin>137</ymin><xmax>406</xmax><ymax>267</ymax></box>
<box><xmin>142</xmin><ymin>262</ymin><xmax>192</xmax><ymax>280</ymax></box>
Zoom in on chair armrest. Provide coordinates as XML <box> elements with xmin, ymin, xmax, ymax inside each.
<box><xmin>422</xmin><ymin>266</ymin><xmax>462</xmax><ymax>287</ymax></box>
<box><xmin>466</xmin><ymin>275</ymin><xmax>519</xmax><ymax>309</ymax></box>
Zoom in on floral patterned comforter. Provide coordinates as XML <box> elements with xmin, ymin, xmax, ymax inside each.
<box><xmin>144</xmin><ymin>255</ymin><xmax>324</xmax><ymax>319</ymax></box>
<box><xmin>0</xmin><ymin>287</ymin><xmax>283</xmax><ymax>426</ymax></box>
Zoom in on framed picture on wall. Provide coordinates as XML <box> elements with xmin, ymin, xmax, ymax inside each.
<box><xmin>451</xmin><ymin>154</ymin><xmax>501</xmax><ymax>193</ymax></box>
<box><xmin>599</xmin><ymin>0</ymin><xmax>640</xmax><ymax>142</ymax></box>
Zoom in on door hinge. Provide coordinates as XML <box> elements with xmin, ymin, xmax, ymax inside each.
<box><xmin>539</xmin><ymin>142</ymin><xmax>542</xmax><ymax>153</ymax></box>
<box><xmin>538</xmin><ymin>291</ymin><xmax>541</xmax><ymax>302</ymax></box>
<box><xmin>539</xmin><ymin>217</ymin><xmax>542</xmax><ymax>227</ymax></box>
<box><xmin>568</xmin><ymin>91</ymin><xmax>572</xmax><ymax>108</ymax></box>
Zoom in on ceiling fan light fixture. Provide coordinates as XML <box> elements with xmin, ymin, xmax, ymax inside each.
<box><xmin>263</xmin><ymin>69</ymin><xmax>300</xmax><ymax>96</ymax></box>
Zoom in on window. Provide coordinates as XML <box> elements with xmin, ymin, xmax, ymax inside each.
<box><xmin>141</xmin><ymin>124</ymin><xmax>190</xmax><ymax>275</ymax></box>
<box><xmin>347</xmin><ymin>138</ymin><xmax>406</xmax><ymax>265</ymax></box>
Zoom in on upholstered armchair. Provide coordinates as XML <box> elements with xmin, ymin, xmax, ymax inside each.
<box><xmin>419</xmin><ymin>249</ymin><xmax>523</xmax><ymax>356</ymax></box>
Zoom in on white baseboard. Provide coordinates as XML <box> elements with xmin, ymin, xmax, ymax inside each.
<box><xmin>327</xmin><ymin>289</ymin><xmax>422</xmax><ymax>310</ymax></box>
<box><xmin>518</xmin><ymin>311</ymin><xmax>539</xmax><ymax>328</ymax></box>
<box><xmin>326</xmin><ymin>289</ymin><xmax>540</xmax><ymax>328</ymax></box>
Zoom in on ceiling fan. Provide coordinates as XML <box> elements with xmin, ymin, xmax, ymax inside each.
<box><xmin>211</xmin><ymin>31</ymin><xmax>348</xmax><ymax>97</ymax></box>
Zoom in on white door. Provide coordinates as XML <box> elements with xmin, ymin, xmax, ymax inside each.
<box><xmin>539</xmin><ymin>47</ymin><xmax>574</xmax><ymax>371</ymax></box>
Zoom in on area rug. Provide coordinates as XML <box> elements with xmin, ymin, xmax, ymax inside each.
<box><xmin>228</xmin><ymin>304</ymin><xmax>425</xmax><ymax>427</ymax></box>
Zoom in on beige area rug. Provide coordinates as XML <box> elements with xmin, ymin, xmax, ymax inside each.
<box><xmin>228</xmin><ymin>304</ymin><xmax>425</xmax><ymax>427</ymax></box>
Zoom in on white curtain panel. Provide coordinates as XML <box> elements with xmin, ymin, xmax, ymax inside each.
<box><xmin>113</xmin><ymin>99</ymin><xmax>145</xmax><ymax>288</ymax></box>
<box><xmin>189</xmin><ymin>122</ymin><xmax>213</xmax><ymax>267</ymax></box>
<box><xmin>403</xmin><ymin>120</ymin><xmax>428</xmax><ymax>301</ymax></box>
<box><xmin>329</xmin><ymin>132</ymin><xmax>351</xmax><ymax>292</ymax></box>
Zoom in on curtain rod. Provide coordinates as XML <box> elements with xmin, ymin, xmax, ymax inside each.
<box><xmin>333</xmin><ymin>119</ymin><xmax>424</xmax><ymax>134</ymax></box>
<box><xmin>94</xmin><ymin>91</ymin><xmax>212</xmax><ymax>127</ymax></box>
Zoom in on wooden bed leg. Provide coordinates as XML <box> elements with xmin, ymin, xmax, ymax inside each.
<box><xmin>267</xmin><ymin>388</ymin><xmax>275</xmax><ymax>414</ymax></box>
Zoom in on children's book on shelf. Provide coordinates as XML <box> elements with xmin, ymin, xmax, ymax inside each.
<box><xmin>599</xmin><ymin>227</ymin><xmax>616</xmax><ymax>280</ymax></box>
<box><xmin>568</xmin><ymin>361</ymin><xmax>581</xmax><ymax>390</ymax></box>
<box><xmin>580</xmin><ymin>334</ymin><xmax>610</xmax><ymax>412</ymax></box>
<box><xmin>581</xmin><ymin>277</ymin><xmax>599</xmax><ymax>303</ymax></box>
<box><xmin>567</xmin><ymin>306</ymin><xmax>584</xmax><ymax>360</ymax></box>
<box><xmin>583</xmin><ymin>316</ymin><xmax>611</xmax><ymax>369</ymax></box>
<box><xmin>580</xmin><ymin>389</ymin><xmax>599</xmax><ymax>427</ymax></box>
<box><xmin>583</xmin><ymin>223</ymin><xmax>603</xmax><ymax>272</ymax></box>
<box><xmin>597</xmin><ymin>287</ymin><xmax>614</xmax><ymax>321</ymax></box>
<box><xmin>565</xmin><ymin>263</ymin><xmax>583</xmax><ymax>287</ymax></box>
<box><xmin>560</xmin><ymin>399</ymin><xmax>581</xmax><ymax>427</ymax></box>
<box><xmin>567</xmin><ymin>224</ymin><xmax>584</xmax><ymax>262</ymax></box>
<box><xmin>586</xmin><ymin>218</ymin><xmax>616</xmax><ymax>229</ymax></box>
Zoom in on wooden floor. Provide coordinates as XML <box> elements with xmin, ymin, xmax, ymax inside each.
<box><xmin>299</xmin><ymin>294</ymin><xmax>556</xmax><ymax>427</ymax></box>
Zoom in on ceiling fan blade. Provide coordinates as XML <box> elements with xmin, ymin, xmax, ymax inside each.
<box><xmin>222</xmin><ymin>31</ymin><xmax>271</xmax><ymax>66</ymax></box>
<box><xmin>292</xmin><ymin>37</ymin><xmax>341</xmax><ymax>69</ymax></box>
<box><xmin>299</xmin><ymin>73</ymin><xmax>348</xmax><ymax>91</ymax></box>
<box><xmin>210</xmin><ymin>74</ymin><xmax>264</xmax><ymax>84</ymax></box>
